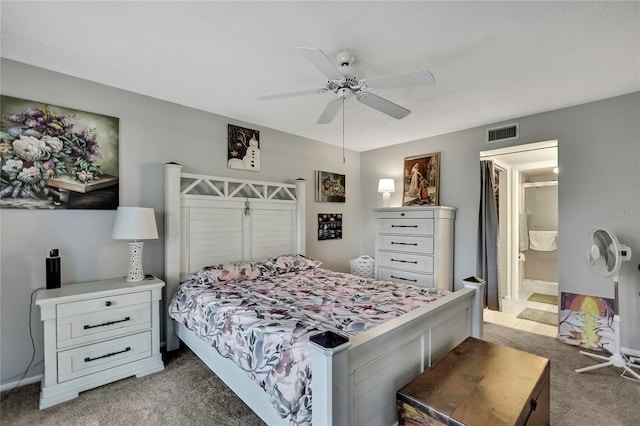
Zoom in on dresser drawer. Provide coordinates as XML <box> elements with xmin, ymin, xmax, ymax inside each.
<box><xmin>378</xmin><ymin>235</ymin><xmax>434</xmax><ymax>254</ymax></box>
<box><xmin>378</xmin><ymin>219</ymin><xmax>434</xmax><ymax>235</ymax></box>
<box><xmin>378</xmin><ymin>268</ymin><xmax>434</xmax><ymax>288</ymax></box>
<box><xmin>57</xmin><ymin>301</ymin><xmax>151</xmax><ymax>349</ymax></box>
<box><xmin>376</xmin><ymin>210</ymin><xmax>434</xmax><ymax>220</ymax></box>
<box><xmin>57</xmin><ymin>291</ymin><xmax>151</xmax><ymax>319</ymax></box>
<box><xmin>57</xmin><ymin>331</ymin><xmax>152</xmax><ymax>383</ymax></box>
<box><xmin>377</xmin><ymin>253</ymin><xmax>433</xmax><ymax>274</ymax></box>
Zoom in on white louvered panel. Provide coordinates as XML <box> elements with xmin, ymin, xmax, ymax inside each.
<box><xmin>188</xmin><ymin>207</ymin><xmax>244</xmax><ymax>269</ymax></box>
<box><xmin>251</xmin><ymin>209</ymin><xmax>295</xmax><ymax>260</ymax></box>
<box><xmin>354</xmin><ymin>338</ymin><xmax>422</xmax><ymax>426</ymax></box>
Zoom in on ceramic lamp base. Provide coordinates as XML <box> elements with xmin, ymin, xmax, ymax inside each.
<box><xmin>382</xmin><ymin>192</ymin><xmax>391</xmax><ymax>207</ymax></box>
<box><xmin>127</xmin><ymin>241</ymin><xmax>145</xmax><ymax>282</ymax></box>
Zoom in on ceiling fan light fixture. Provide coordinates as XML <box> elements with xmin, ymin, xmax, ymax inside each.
<box><xmin>337</xmin><ymin>88</ymin><xmax>352</xmax><ymax>99</ymax></box>
<box><xmin>258</xmin><ymin>47</ymin><xmax>434</xmax><ymax>123</ymax></box>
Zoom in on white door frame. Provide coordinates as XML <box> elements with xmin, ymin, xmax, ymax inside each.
<box><xmin>480</xmin><ymin>140</ymin><xmax>558</xmax><ymax>303</ymax></box>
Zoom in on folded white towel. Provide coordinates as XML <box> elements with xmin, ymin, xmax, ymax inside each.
<box><xmin>529</xmin><ymin>231</ymin><xmax>558</xmax><ymax>251</ymax></box>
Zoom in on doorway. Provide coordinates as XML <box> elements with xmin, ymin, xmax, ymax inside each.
<box><xmin>480</xmin><ymin>140</ymin><xmax>558</xmax><ymax>338</ymax></box>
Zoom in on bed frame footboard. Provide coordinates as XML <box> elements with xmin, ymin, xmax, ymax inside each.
<box><xmin>310</xmin><ymin>281</ymin><xmax>484</xmax><ymax>426</ymax></box>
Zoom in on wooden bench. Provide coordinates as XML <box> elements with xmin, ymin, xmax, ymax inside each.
<box><xmin>397</xmin><ymin>337</ymin><xmax>550</xmax><ymax>425</ymax></box>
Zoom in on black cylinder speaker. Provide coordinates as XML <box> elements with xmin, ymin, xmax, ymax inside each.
<box><xmin>46</xmin><ymin>249</ymin><xmax>61</xmax><ymax>289</ymax></box>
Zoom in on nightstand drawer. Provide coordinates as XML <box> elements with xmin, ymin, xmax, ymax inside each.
<box><xmin>378</xmin><ymin>253</ymin><xmax>433</xmax><ymax>274</ymax></box>
<box><xmin>57</xmin><ymin>291</ymin><xmax>151</xmax><ymax>318</ymax></box>
<box><xmin>378</xmin><ymin>235</ymin><xmax>434</xmax><ymax>254</ymax></box>
<box><xmin>57</xmin><ymin>303</ymin><xmax>151</xmax><ymax>349</ymax></box>
<box><xmin>379</xmin><ymin>268</ymin><xmax>434</xmax><ymax>288</ymax></box>
<box><xmin>57</xmin><ymin>331</ymin><xmax>152</xmax><ymax>383</ymax></box>
<box><xmin>378</xmin><ymin>219</ymin><xmax>434</xmax><ymax>235</ymax></box>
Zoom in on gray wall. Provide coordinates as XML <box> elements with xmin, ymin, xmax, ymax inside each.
<box><xmin>361</xmin><ymin>92</ymin><xmax>640</xmax><ymax>351</ymax></box>
<box><xmin>0</xmin><ymin>59</ymin><xmax>361</xmax><ymax>387</ymax></box>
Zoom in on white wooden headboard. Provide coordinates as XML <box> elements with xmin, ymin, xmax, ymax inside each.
<box><xmin>163</xmin><ymin>163</ymin><xmax>306</xmax><ymax>350</ymax></box>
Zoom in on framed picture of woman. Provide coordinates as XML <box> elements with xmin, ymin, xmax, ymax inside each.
<box><xmin>402</xmin><ymin>153</ymin><xmax>440</xmax><ymax>206</ymax></box>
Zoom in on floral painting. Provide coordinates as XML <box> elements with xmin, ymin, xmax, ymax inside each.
<box><xmin>558</xmin><ymin>292</ymin><xmax>615</xmax><ymax>353</ymax></box>
<box><xmin>402</xmin><ymin>153</ymin><xmax>440</xmax><ymax>206</ymax></box>
<box><xmin>316</xmin><ymin>170</ymin><xmax>345</xmax><ymax>202</ymax></box>
<box><xmin>0</xmin><ymin>96</ymin><xmax>119</xmax><ymax>209</ymax></box>
<box><xmin>227</xmin><ymin>124</ymin><xmax>260</xmax><ymax>171</ymax></box>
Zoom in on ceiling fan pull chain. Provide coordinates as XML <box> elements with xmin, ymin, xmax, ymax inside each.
<box><xmin>342</xmin><ymin>93</ymin><xmax>345</xmax><ymax>164</ymax></box>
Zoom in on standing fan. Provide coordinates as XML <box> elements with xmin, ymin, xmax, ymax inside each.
<box><xmin>575</xmin><ymin>228</ymin><xmax>640</xmax><ymax>381</ymax></box>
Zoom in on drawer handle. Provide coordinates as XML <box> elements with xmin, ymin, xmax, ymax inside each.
<box><xmin>391</xmin><ymin>225</ymin><xmax>418</xmax><ymax>228</ymax></box>
<box><xmin>84</xmin><ymin>346</ymin><xmax>131</xmax><ymax>363</ymax></box>
<box><xmin>84</xmin><ymin>316</ymin><xmax>131</xmax><ymax>330</ymax></box>
<box><xmin>390</xmin><ymin>275</ymin><xmax>417</xmax><ymax>283</ymax></box>
<box><xmin>391</xmin><ymin>242</ymin><xmax>418</xmax><ymax>246</ymax></box>
<box><xmin>391</xmin><ymin>258</ymin><xmax>418</xmax><ymax>264</ymax></box>
<box><xmin>105</xmin><ymin>301</ymin><xmax>112</xmax><ymax>307</ymax></box>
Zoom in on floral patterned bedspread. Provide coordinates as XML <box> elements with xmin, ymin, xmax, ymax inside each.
<box><xmin>168</xmin><ymin>255</ymin><xmax>447</xmax><ymax>425</ymax></box>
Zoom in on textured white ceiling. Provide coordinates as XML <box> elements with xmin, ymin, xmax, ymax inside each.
<box><xmin>1</xmin><ymin>1</ymin><xmax>638</xmax><ymax>152</ymax></box>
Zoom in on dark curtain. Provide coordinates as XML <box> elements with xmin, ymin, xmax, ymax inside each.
<box><xmin>477</xmin><ymin>160</ymin><xmax>499</xmax><ymax>310</ymax></box>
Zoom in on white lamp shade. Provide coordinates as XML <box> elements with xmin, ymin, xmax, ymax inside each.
<box><xmin>378</xmin><ymin>178</ymin><xmax>395</xmax><ymax>193</ymax></box>
<box><xmin>112</xmin><ymin>207</ymin><xmax>159</xmax><ymax>240</ymax></box>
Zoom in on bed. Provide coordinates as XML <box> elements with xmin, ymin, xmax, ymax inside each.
<box><xmin>163</xmin><ymin>163</ymin><xmax>484</xmax><ymax>426</ymax></box>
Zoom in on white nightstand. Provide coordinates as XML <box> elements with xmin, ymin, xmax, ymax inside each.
<box><xmin>35</xmin><ymin>276</ymin><xmax>165</xmax><ymax>409</ymax></box>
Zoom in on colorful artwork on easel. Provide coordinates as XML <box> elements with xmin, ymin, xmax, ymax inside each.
<box><xmin>558</xmin><ymin>292</ymin><xmax>615</xmax><ymax>353</ymax></box>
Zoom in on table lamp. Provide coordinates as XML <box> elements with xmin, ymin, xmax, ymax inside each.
<box><xmin>377</xmin><ymin>178</ymin><xmax>395</xmax><ymax>207</ymax></box>
<box><xmin>112</xmin><ymin>206</ymin><xmax>158</xmax><ymax>281</ymax></box>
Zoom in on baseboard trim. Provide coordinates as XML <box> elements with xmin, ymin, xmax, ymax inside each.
<box><xmin>0</xmin><ymin>373</ymin><xmax>42</xmax><ymax>392</ymax></box>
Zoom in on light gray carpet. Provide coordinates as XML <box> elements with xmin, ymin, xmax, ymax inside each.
<box><xmin>2</xmin><ymin>323</ymin><xmax>639</xmax><ymax>425</ymax></box>
<box><xmin>483</xmin><ymin>322</ymin><xmax>639</xmax><ymax>426</ymax></box>
<box><xmin>0</xmin><ymin>349</ymin><xmax>264</xmax><ymax>426</ymax></box>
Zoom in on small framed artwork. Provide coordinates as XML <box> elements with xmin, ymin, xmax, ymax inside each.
<box><xmin>227</xmin><ymin>124</ymin><xmax>260</xmax><ymax>171</ymax></box>
<box><xmin>402</xmin><ymin>152</ymin><xmax>440</xmax><ymax>206</ymax></box>
<box><xmin>318</xmin><ymin>213</ymin><xmax>342</xmax><ymax>240</ymax></box>
<box><xmin>316</xmin><ymin>170</ymin><xmax>345</xmax><ymax>202</ymax></box>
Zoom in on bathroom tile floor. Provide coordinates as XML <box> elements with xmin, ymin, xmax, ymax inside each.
<box><xmin>484</xmin><ymin>289</ymin><xmax>558</xmax><ymax>338</ymax></box>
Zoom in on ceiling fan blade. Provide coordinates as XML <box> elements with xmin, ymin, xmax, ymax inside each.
<box><xmin>356</xmin><ymin>92</ymin><xmax>410</xmax><ymax>119</ymax></box>
<box><xmin>317</xmin><ymin>98</ymin><xmax>343</xmax><ymax>124</ymax></box>
<box><xmin>258</xmin><ymin>88</ymin><xmax>326</xmax><ymax>101</ymax></box>
<box><xmin>298</xmin><ymin>47</ymin><xmax>344</xmax><ymax>81</ymax></box>
<box><xmin>364</xmin><ymin>70</ymin><xmax>435</xmax><ymax>90</ymax></box>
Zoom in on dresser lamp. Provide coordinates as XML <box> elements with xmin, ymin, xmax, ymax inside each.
<box><xmin>377</xmin><ymin>178</ymin><xmax>395</xmax><ymax>207</ymax></box>
<box><xmin>112</xmin><ymin>206</ymin><xmax>158</xmax><ymax>282</ymax></box>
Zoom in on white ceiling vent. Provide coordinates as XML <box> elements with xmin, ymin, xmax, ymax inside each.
<box><xmin>487</xmin><ymin>123</ymin><xmax>519</xmax><ymax>143</ymax></box>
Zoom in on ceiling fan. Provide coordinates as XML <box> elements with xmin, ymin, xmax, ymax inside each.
<box><xmin>258</xmin><ymin>47</ymin><xmax>435</xmax><ymax>124</ymax></box>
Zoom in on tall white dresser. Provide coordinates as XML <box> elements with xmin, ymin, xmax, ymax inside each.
<box><xmin>374</xmin><ymin>206</ymin><xmax>456</xmax><ymax>290</ymax></box>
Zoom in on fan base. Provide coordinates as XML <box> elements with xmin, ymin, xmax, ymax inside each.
<box><xmin>576</xmin><ymin>350</ymin><xmax>640</xmax><ymax>382</ymax></box>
